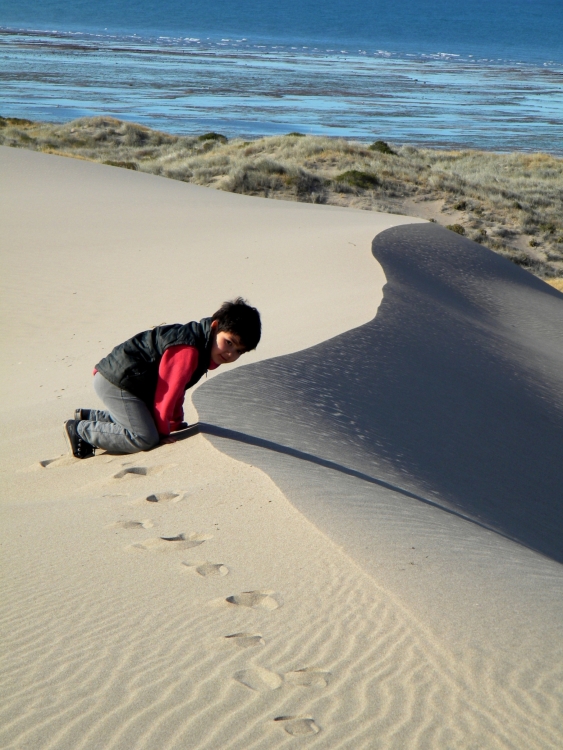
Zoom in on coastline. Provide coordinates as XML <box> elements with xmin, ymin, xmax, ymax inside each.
<box><xmin>2</xmin><ymin>19</ymin><xmax>562</xmax><ymax>153</ymax></box>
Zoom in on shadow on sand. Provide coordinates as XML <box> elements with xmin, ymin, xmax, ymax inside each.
<box><xmin>177</xmin><ymin>421</ymin><xmax>532</xmax><ymax>549</ymax></box>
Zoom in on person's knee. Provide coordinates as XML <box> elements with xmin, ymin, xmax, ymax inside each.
<box><xmin>130</xmin><ymin>430</ymin><xmax>159</xmax><ymax>452</ymax></box>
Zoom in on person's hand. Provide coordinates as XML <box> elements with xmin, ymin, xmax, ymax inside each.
<box><xmin>159</xmin><ymin>434</ymin><xmax>177</xmax><ymax>445</ymax></box>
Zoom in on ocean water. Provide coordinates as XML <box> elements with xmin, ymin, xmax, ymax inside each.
<box><xmin>1</xmin><ymin>0</ymin><xmax>562</xmax><ymax>152</ymax></box>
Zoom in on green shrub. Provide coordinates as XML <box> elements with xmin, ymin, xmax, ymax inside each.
<box><xmin>335</xmin><ymin>170</ymin><xmax>379</xmax><ymax>189</ymax></box>
<box><xmin>198</xmin><ymin>132</ymin><xmax>227</xmax><ymax>144</ymax></box>
<box><xmin>0</xmin><ymin>116</ymin><xmax>33</xmax><ymax>127</ymax></box>
<box><xmin>285</xmin><ymin>171</ymin><xmax>325</xmax><ymax>198</ymax></box>
<box><xmin>369</xmin><ymin>140</ymin><xmax>396</xmax><ymax>155</ymax></box>
<box><xmin>254</xmin><ymin>159</ymin><xmax>286</xmax><ymax>175</ymax></box>
<box><xmin>507</xmin><ymin>253</ymin><xmax>555</xmax><ymax>278</ymax></box>
<box><xmin>446</xmin><ymin>224</ymin><xmax>466</xmax><ymax>235</ymax></box>
<box><xmin>103</xmin><ymin>160</ymin><xmax>138</xmax><ymax>170</ymax></box>
<box><xmin>453</xmin><ymin>200</ymin><xmax>467</xmax><ymax>210</ymax></box>
<box><xmin>510</xmin><ymin>251</ymin><xmax>535</xmax><ymax>267</ymax></box>
<box><xmin>227</xmin><ymin>166</ymin><xmax>283</xmax><ymax>194</ymax></box>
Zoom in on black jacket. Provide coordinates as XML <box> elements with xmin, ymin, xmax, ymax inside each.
<box><xmin>95</xmin><ymin>318</ymin><xmax>213</xmax><ymax>407</ymax></box>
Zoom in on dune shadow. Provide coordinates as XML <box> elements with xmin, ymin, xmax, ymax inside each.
<box><xmin>193</xmin><ymin>224</ymin><xmax>563</xmax><ymax>562</ymax></box>
<box><xmin>178</xmin><ymin>421</ymin><xmax>529</xmax><ymax>547</ymax></box>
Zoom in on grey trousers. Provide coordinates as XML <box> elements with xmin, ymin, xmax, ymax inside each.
<box><xmin>77</xmin><ymin>372</ymin><xmax>160</xmax><ymax>454</ymax></box>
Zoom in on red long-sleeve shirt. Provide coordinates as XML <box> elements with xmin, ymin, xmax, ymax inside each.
<box><xmin>153</xmin><ymin>345</ymin><xmax>218</xmax><ymax>435</ymax></box>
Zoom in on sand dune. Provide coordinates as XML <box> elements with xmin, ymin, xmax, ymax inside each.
<box><xmin>1</xmin><ymin>147</ymin><xmax>562</xmax><ymax>749</ymax></box>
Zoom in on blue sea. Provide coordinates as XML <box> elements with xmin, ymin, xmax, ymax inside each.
<box><xmin>1</xmin><ymin>0</ymin><xmax>562</xmax><ymax>152</ymax></box>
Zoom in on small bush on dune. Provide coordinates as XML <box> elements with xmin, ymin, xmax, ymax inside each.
<box><xmin>198</xmin><ymin>132</ymin><xmax>228</xmax><ymax>144</ymax></box>
<box><xmin>103</xmin><ymin>160</ymin><xmax>138</xmax><ymax>170</ymax></box>
<box><xmin>0</xmin><ymin>116</ymin><xmax>33</xmax><ymax>127</ymax></box>
<box><xmin>369</xmin><ymin>140</ymin><xmax>396</xmax><ymax>155</ymax></box>
<box><xmin>225</xmin><ymin>166</ymin><xmax>284</xmax><ymax>195</ymax></box>
<box><xmin>285</xmin><ymin>171</ymin><xmax>326</xmax><ymax>201</ymax></box>
<box><xmin>506</xmin><ymin>251</ymin><xmax>556</xmax><ymax>277</ymax></box>
<box><xmin>253</xmin><ymin>159</ymin><xmax>286</xmax><ymax>175</ymax></box>
<box><xmin>446</xmin><ymin>224</ymin><xmax>466</xmax><ymax>235</ymax></box>
<box><xmin>335</xmin><ymin>170</ymin><xmax>379</xmax><ymax>190</ymax></box>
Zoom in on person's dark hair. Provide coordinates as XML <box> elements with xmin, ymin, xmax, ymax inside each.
<box><xmin>212</xmin><ymin>297</ymin><xmax>261</xmax><ymax>351</ymax></box>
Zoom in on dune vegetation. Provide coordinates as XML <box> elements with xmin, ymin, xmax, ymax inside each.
<box><xmin>2</xmin><ymin>115</ymin><xmax>562</xmax><ymax>281</ymax></box>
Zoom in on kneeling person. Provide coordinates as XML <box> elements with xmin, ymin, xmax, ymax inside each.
<box><xmin>64</xmin><ymin>297</ymin><xmax>261</xmax><ymax>458</ymax></box>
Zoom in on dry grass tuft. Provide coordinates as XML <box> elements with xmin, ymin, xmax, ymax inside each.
<box><xmin>2</xmin><ymin>116</ymin><xmax>562</xmax><ymax>279</ymax></box>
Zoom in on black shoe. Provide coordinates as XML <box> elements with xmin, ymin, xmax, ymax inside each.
<box><xmin>64</xmin><ymin>419</ymin><xmax>95</xmax><ymax>459</ymax></box>
<box><xmin>74</xmin><ymin>408</ymin><xmax>92</xmax><ymax>421</ymax></box>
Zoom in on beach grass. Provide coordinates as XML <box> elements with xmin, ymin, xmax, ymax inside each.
<box><xmin>2</xmin><ymin>115</ymin><xmax>562</xmax><ymax>280</ymax></box>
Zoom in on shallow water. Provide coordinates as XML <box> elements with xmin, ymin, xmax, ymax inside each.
<box><xmin>1</xmin><ymin>0</ymin><xmax>562</xmax><ymax>151</ymax></box>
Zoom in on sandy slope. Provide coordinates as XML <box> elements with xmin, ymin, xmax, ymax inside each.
<box><xmin>1</xmin><ymin>147</ymin><xmax>561</xmax><ymax>749</ymax></box>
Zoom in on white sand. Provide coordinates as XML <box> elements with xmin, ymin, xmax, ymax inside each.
<box><xmin>1</xmin><ymin>147</ymin><xmax>561</xmax><ymax>749</ymax></box>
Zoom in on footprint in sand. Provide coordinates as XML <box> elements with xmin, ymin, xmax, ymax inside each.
<box><xmin>130</xmin><ymin>532</ymin><xmax>212</xmax><ymax>552</ymax></box>
<box><xmin>145</xmin><ymin>492</ymin><xmax>180</xmax><ymax>503</ymax></box>
<box><xmin>234</xmin><ymin>667</ymin><xmax>283</xmax><ymax>692</ymax></box>
<box><xmin>128</xmin><ymin>491</ymin><xmax>185</xmax><ymax>507</ymax></box>
<box><xmin>110</xmin><ymin>520</ymin><xmax>154</xmax><ymax>530</ymax></box>
<box><xmin>284</xmin><ymin>669</ymin><xmax>331</xmax><ymax>688</ymax></box>
<box><xmin>182</xmin><ymin>561</ymin><xmax>229</xmax><ymax>577</ymax></box>
<box><xmin>112</xmin><ymin>465</ymin><xmax>172</xmax><ymax>480</ymax></box>
<box><xmin>225</xmin><ymin>590</ymin><xmax>282</xmax><ymax>610</ymax></box>
<box><xmin>224</xmin><ymin>633</ymin><xmax>265</xmax><ymax>649</ymax></box>
<box><xmin>274</xmin><ymin>717</ymin><xmax>320</xmax><ymax>736</ymax></box>
<box><xmin>38</xmin><ymin>455</ymin><xmax>79</xmax><ymax>469</ymax></box>
<box><xmin>233</xmin><ymin>668</ymin><xmax>328</xmax><ymax>692</ymax></box>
